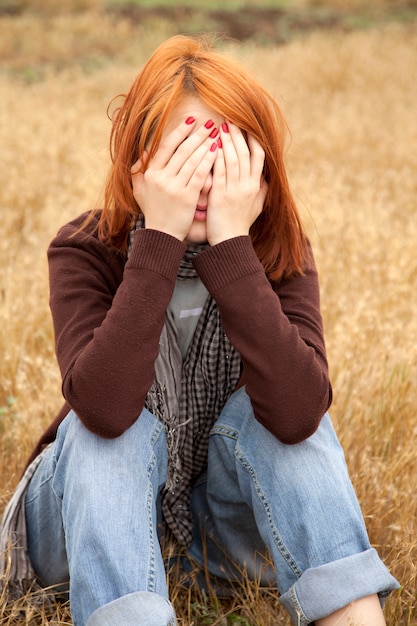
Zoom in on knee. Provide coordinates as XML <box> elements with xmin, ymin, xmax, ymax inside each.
<box><xmin>208</xmin><ymin>388</ymin><xmax>267</xmax><ymax>483</ymax></box>
<box><xmin>213</xmin><ymin>387</ymin><xmax>255</xmax><ymax>433</ymax></box>
<box><xmin>53</xmin><ymin>408</ymin><xmax>168</xmax><ymax>498</ymax></box>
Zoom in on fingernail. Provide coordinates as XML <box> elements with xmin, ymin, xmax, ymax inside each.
<box><xmin>185</xmin><ymin>116</ymin><xmax>195</xmax><ymax>125</ymax></box>
<box><xmin>217</xmin><ymin>137</ymin><xmax>222</xmax><ymax>149</ymax></box>
<box><xmin>221</xmin><ymin>122</ymin><xmax>229</xmax><ymax>133</ymax></box>
<box><xmin>205</xmin><ymin>119</ymin><xmax>215</xmax><ymax>129</ymax></box>
<box><xmin>210</xmin><ymin>142</ymin><xmax>218</xmax><ymax>152</ymax></box>
<box><xmin>209</xmin><ymin>128</ymin><xmax>219</xmax><ymax>139</ymax></box>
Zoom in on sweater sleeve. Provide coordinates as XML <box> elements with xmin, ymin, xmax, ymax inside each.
<box><xmin>48</xmin><ymin>217</ymin><xmax>186</xmax><ymax>438</ymax></box>
<box><xmin>193</xmin><ymin>236</ymin><xmax>332</xmax><ymax>444</ymax></box>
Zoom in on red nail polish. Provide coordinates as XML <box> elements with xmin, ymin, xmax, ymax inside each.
<box><xmin>210</xmin><ymin>142</ymin><xmax>218</xmax><ymax>152</ymax></box>
<box><xmin>205</xmin><ymin>119</ymin><xmax>215</xmax><ymax>129</ymax></box>
<box><xmin>185</xmin><ymin>116</ymin><xmax>195</xmax><ymax>125</ymax></box>
<box><xmin>209</xmin><ymin>128</ymin><xmax>219</xmax><ymax>139</ymax></box>
<box><xmin>221</xmin><ymin>122</ymin><xmax>229</xmax><ymax>133</ymax></box>
<box><xmin>217</xmin><ymin>137</ymin><xmax>222</xmax><ymax>149</ymax></box>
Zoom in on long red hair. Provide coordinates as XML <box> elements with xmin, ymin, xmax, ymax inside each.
<box><xmin>98</xmin><ymin>34</ymin><xmax>307</xmax><ymax>280</ymax></box>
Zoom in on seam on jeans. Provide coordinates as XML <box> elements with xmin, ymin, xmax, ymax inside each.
<box><xmin>288</xmin><ymin>585</ymin><xmax>310</xmax><ymax>625</ymax></box>
<box><xmin>146</xmin><ymin>451</ymin><xmax>157</xmax><ymax>593</ymax></box>
<box><xmin>234</xmin><ymin>447</ymin><xmax>303</xmax><ymax>580</ymax></box>
<box><xmin>150</xmin><ymin>420</ymin><xmax>164</xmax><ymax>446</ymax></box>
<box><xmin>168</xmin><ymin>614</ymin><xmax>177</xmax><ymax>626</ymax></box>
<box><xmin>145</xmin><ymin>419</ymin><xmax>166</xmax><ymax>592</ymax></box>
<box><xmin>210</xmin><ymin>424</ymin><xmax>239</xmax><ymax>440</ymax></box>
<box><xmin>146</xmin><ymin>422</ymin><xmax>164</xmax><ymax>593</ymax></box>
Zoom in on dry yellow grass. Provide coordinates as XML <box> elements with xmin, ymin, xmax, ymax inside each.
<box><xmin>0</xmin><ymin>8</ymin><xmax>416</xmax><ymax>625</ymax></box>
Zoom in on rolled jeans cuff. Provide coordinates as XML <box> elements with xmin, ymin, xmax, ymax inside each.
<box><xmin>85</xmin><ymin>591</ymin><xmax>176</xmax><ymax>626</ymax></box>
<box><xmin>279</xmin><ymin>548</ymin><xmax>400</xmax><ymax>625</ymax></box>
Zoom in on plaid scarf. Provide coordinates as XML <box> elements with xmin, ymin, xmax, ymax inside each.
<box><xmin>129</xmin><ymin>218</ymin><xmax>241</xmax><ymax>546</ymax></box>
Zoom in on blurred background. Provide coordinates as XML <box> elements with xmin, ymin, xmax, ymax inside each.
<box><xmin>1</xmin><ymin>1</ymin><xmax>417</xmax><ymax>624</ymax></box>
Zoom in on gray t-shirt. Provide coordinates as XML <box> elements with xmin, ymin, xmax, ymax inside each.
<box><xmin>168</xmin><ymin>277</ymin><xmax>209</xmax><ymax>359</ymax></box>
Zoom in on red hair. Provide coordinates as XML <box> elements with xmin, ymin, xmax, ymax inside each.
<box><xmin>98</xmin><ymin>34</ymin><xmax>307</xmax><ymax>280</ymax></box>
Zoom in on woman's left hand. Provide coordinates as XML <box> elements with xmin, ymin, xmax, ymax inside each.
<box><xmin>206</xmin><ymin>123</ymin><xmax>268</xmax><ymax>246</ymax></box>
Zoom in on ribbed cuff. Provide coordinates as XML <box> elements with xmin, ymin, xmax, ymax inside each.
<box><xmin>193</xmin><ymin>236</ymin><xmax>264</xmax><ymax>293</ymax></box>
<box><xmin>127</xmin><ymin>229</ymin><xmax>186</xmax><ymax>281</ymax></box>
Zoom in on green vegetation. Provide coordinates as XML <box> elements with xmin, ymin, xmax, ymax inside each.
<box><xmin>1</xmin><ymin>0</ymin><xmax>416</xmax><ymax>83</ymax></box>
<box><xmin>105</xmin><ymin>0</ymin><xmax>287</xmax><ymax>8</ymax></box>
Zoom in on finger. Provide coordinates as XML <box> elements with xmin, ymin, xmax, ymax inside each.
<box><xmin>219</xmin><ymin>122</ymin><xmax>240</xmax><ymax>185</ymax></box>
<box><xmin>131</xmin><ymin>154</ymin><xmax>145</xmax><ymax>203</ymax></box>
<box><xmin>227</xmin><ymin>122</ymin><xmax>251</xmax><ymax>180</ymax></box>
<box><xmin>167</xmin><ymin>119</ymin><xmax>219</xmax><ymax>175</ymax></box>
<box><xmin>152</xmin><ymin>118</ymin><xmax>217</xmax><ymax>173</ymax></box>
<box><xmin>247</xmin><ymin>134</ymin><xmax>265</xmax><ymax>182</ymax></box>
<box><xmin>185</xmin><ymin>140</ymin><xmax>218</xmax><ymax>192</ymax></box>
<box><xmin>131</xmin><ymin>150</ymin><xmax>148</xmax><ymax>175</ymax></box>
<box><xmin>175</xmin><ymin>134</ymin><xmax>219</xmax><ymax>187</ymax></box>
<box><xmin>148</xmin><ymin>118</ymin><xmax>195</xmax><ymax>170</ymax></box>
<box><xmin>259</xmin><ymin>177</ymin><xmax>269</xmax><ymax>206</ymax></box>
<box><xmin>212</xmin><ymin>137</ymin><xmax>226</xmax><ymax>186</ymax></box>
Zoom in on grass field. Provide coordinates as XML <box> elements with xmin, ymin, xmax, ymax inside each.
<box><xmin>1</xmin><ymin>1</ymin><xmax>417</xmax><ymax>624</ymax></box>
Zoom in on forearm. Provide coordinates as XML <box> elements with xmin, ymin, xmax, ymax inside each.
<box><xmin>49</xmin><ymin>226</ymin><xmax>186</xmax><ymax>437</ymax></box>
<box><xmin>194</xmin><ymin>236</ymin><xmax>332</xmax><ymax>443</ymax></box>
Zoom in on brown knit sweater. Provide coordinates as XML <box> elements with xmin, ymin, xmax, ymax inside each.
<box><xmin>27</xmin><ymin>211</ymin><xmax>332</xmax><ymax>466</ymax></box>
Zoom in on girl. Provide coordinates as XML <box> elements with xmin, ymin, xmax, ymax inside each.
<box><xmin>1</xmin><ymin>34</ymin><xmax>398</xmax><ymax>625</ymax></box>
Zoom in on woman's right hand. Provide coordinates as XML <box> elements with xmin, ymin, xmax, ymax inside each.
<box><xmin>131</xmin><ymin>117</ymin><xmax>218</xmax><ymax>242</ymax></box>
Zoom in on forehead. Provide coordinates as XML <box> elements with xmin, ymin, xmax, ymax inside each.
<box><xmin>163</xmin><ymin>95</ymin><xmax>224</xmax><ymax>135</ymax></box>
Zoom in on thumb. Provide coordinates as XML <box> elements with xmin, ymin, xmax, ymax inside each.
<box><xmin>131</xmin><ymin>150</ymin><xmax>148</xmax><ymax>175</ymax></box>
<box><xmin>258</xmin><ymin>177</ymin><xmax>268</xmax><ymax>207</ymax></box>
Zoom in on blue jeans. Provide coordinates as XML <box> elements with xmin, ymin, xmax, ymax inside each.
<box><xmin>25</xmin><ymin>388</ymin><xmax>398</xmax><ymax>625</ymax></box>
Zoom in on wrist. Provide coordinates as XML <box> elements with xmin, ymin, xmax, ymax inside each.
<box><xmin>208</xmin><ymin>231</ymin><xmax>249</xmax><ymax>247</ymax></box>
<box><xmin>144</xmin><ymin>225</ymin><xmax>185</xmax><ymax>242</ymax></box>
